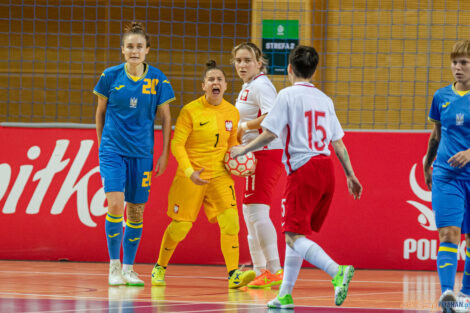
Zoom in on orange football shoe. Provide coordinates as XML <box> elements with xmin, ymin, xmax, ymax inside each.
<box><xmin>247</xmin><ymin>269</ymin><xmax>283</xmax><ymax>288</ymax></box>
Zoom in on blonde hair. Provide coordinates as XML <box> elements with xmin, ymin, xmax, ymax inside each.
<box><xmin>122</xmin><ymin>21</ymin><xmax>150</xmax><ymax>47</ymax></box>
<box><xmin>451</xmin><ymin>40</ymin><xmax>470</xmax><ymax>59</ymax></box>
<box><xmin>231</xmin><ymin>42</ymin><xmax>268</xmax><ymax>73</ymax></box>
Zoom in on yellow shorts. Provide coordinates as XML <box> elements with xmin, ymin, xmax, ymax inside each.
<box><xmin>167</xmin><ymin>174</ymin><xmax>238</xmax><ymax>223</ymax></box>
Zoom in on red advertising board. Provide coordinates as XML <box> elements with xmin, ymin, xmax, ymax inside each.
<box><xmin>0</xmin><ymin>126</ymin><xmax>458</xmax><ymax>270</ymax></box>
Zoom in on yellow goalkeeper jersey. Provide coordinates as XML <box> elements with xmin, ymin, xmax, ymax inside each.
<box><xmin>171</xmin><ymin>95</ymin><xmax>240</xmax><ymax>179</ymax></box>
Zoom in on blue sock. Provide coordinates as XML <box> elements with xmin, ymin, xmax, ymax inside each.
<box><xmin>105</xmin><ymin>213</ymin><xmax>123</xmax><ymax>260</ymax></box>
<box><xmin>461</xmin><ymin>248</ymin><xmax>470</xmax><ymax>295</ymax></box>
<box><xmin>123</xmin><ymin>219</ymin><xmax>143</xmax><ymax>265</ymax></box>
<box><xmin>437</xmin><ymin>242</ymin><xmax>458</xmax><ymax>293</ymax></box>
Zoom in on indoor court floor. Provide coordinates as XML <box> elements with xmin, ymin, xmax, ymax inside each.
<box><xmin>0</xmin><ymin>260</ymin><xmax>445</xmax><ymax>312</ymax></box>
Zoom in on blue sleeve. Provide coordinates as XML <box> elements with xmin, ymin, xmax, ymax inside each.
<box><xmin>93</xmin><ymin>71</ymin><xmax>111</xmax><ymax>99</ymax></box>
<box><xmin>428</xmin><ymin>91</ymin><xmax>441</xmax><ymax>122</ymax></box>
<box><xmin>157</xmin><ymin>73</ymin><xmax>176</xmax><ymax>106</ymax></box>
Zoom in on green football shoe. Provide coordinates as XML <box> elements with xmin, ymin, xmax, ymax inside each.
<box><xmin>332</xmin><ymin>265</ymin><xmax>355</xmax><ymax>306</ymax></box>
<box><xmin>267</xmin><ymin>294</ymin><xmax>294</xmax><ymax>309</ymax></box>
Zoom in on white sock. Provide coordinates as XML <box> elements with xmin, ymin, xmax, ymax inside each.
<box><xmin>293</xmin><ymin>237</ymin><xmax>339</xmax><ymax>278</ymax></box>
<box><xmin>245</xmin><ymin>204</ymin><xmax>281</xmax><ymax>273</ymax></box>
<box><xmin>122</xmin><ymin>264</ymin><xmax>133</xmax><ymax>272</ymax></box>
<box><xmin>243</xmin><ymin>204</ymin><xmax>266</xmax><ymax>275</ymax></box>
<box><xmin>110</xmin><ymin>259</ymin><xmax>120</xmax><ymax>266</ymax></box>
<box><xmin>279</xmin><ymin>244</ymin><xmax>302</xmax><ymax>297</ymax></box>
<box><xmin>247</xmin><ymin>235</ymin><xmax>266</xmax><ymax>275</ymax></box>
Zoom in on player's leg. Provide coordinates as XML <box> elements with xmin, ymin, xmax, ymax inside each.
<box><xmin>268</xmin><ymin>243</ymin><xmax>301</xmax><ymax>309</ymax></box>
<box><xmin>244</xmin><ymin>203</ymin><xmax>283</xmax><ymax>287</ymax></box>
<box><xmin>105</xmin><ymin>192</ymin><xmax>126</xmax><ymax>285</ymax></box>
<box><xmin>456</xmin><ymin>182</ymin><xmax>470</xmax><ymax>313</ymax></box>
<box><xmin>243</xmin><ymin>202</ymin><xmax>266</xmax><ymax>276</ymax></box>
<box><xmin>99</xmin><ymin>152</ymin><xmax>127</xmax><ymax>286</ymax></box>
<box><xmin>120</xmin><ymin>157</ymin><xmax>153</xmax><ymax>286</ymax></box>
<box><xmin>121</xmin><ymin>202</ymin><xmax>145</xmax><ymax>286</ymax></box>
<box><xmin>205</xmin><ymin>175</ymin><xmax>255</xmax><ymax>288</ymax></box>
<box><xmin>244</xmin><ymin>150</ymin><xmax>284</xmax><ymax>288</ymax></box>
<box><xmin>151</xmin><ymin>219</ymin><xmax>193</xmax><ymax>286</ymax></box>
<box><xmin>433</xmin><ymin>177</ymin><xmax>465</xmax><ymax>311</ymax></box>
<box><xmin>151</xmin><ymin>175</ymin><xmax>204</xmax><ymax>286</ymax></box>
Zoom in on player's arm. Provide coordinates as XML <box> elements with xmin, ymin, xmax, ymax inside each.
<box><xmin>331</xmin><ymin>139</ymin><xmax>362</xmax><ymax>199</ymax></box>
<box><xmin>231</xmin><ymin>127</ymin><xmax>276</xmax><ymax>157</ymax></box>
<box><xmin>95</xmin><ymin>95</ymin><xmax>107</xmax><ymax>147</ymax></box>
<box><xmin>229</xmin><ymin>111</ymin><xmax>241</xmax><ymax>148</ymax></box>
<box><xmin>423</xmin><ymin>121</ymin><xmax>441</xmax><ymax>190</ymax></box>
<box><xmin>155</xmin><ymin>103</ymin><xmax>171</xmax><ymax>176</ymax></box>
<box><xmin>171</xmin><ymin>108</ymin><xmax>208</xmax><ymax>185</ymax></box>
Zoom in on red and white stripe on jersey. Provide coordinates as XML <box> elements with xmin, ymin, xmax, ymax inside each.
<box><xmin>235</xmin><ymin>73</ymin><xmax>283</xmax><ymax>150</ymax></box>
<box><xmin>261</xmin><ymin>82</ymin><xmax>344</xmax><ymax>174</ymax></box>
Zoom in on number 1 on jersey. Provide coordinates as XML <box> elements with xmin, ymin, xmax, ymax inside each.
<box><xmin>305</xmin><ymin>110</ymin><xmax>326</xmax><ymax>151</ymax></box>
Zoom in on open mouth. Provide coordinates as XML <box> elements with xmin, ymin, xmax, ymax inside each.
<box><xmin>212</xmin><ymin>88</ymin><xmax>220</xmax><ymax>95</ymax></box>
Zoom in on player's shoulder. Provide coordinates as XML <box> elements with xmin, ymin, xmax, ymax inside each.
<box><xmin>252</xmin><ymin>73</ymin><xmax>275</xmax><ymax>88</ymax></box>
<box><xmin>433</xmin><ymin>84</ymin><xmax>453</xmax><ymax>99</ymax></box>
<box><xmin>182</xmin><ymin>97</ymin><xmax>205</xmax><ymax>112</ymax></box>
<box><xmin>221</xmin><ymin>98</ymin><xmax>238</xmax><ymax>112</ymax></box>
<box><xmin>101</xmin><ymin>63</ymin><xmax>125</xmax><ymax>77</ymax></box>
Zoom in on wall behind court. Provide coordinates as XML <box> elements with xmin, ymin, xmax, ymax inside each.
<box><xmin>1</xmin><ymin>0</ymin><xmax>470</xmax><ymax>129</ymax></box>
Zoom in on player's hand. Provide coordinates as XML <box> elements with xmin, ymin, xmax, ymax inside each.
<box><xmin>230</xmin><ymin>145</ymin><xmax>246</xmax><ymax>158</ymax></box>
<box><xmin>237</xmin><ymin>127</ymin><xmax>245</xmax><ymax>144</ymax></box>
<box><xmin>346</xmin><ymin>175</ymin><xmax>362</xmax><ymax>200</ymax></box>
<box><xmin>423</xmin><ymin>166</ymin><xmax>433</xmax><ymax>190</ymax></box>
<box><xmin>448</xmin><ymin>149</ymin><xmax>470</xmax><ymax>168</ymax></box>
<box><xmin>190</xmin><ymin>168</ymin><xmax>210</xmax><ymax>185</ymax></box>
<box><xmin>154</xmin><ymin>153</ymin><xmax>169</xmax><ymax>177</ymax></box>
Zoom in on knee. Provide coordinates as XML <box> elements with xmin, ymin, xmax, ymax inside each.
<box><xmin>107</xmin><ymin>197</ymin><xmax>125</xmax><ymax>215</ymax></box>
<box><xmin>126</xmin><ymin>203</ymin><xmax>145</xmax><ymax>222</ymax></box>
<box><xmin>167</xmin><ymin>220</ymin><xmax>193</xmax><ymax>242</ymax></box>
<box><xmin>217</xmin><ymin>208</ymin><xmax>240</xmax><ymax>236</ymax></box>
<box><xmin>438</xmin><ymin>226</ymin><xmax>461</xmax><ymax>245</ymax></box>
<box><xmin>285</xmin><ymin>232</ymin><xmax>304</xmax><ymax>249</ymax></box>
<box><xmin>243</xmin><ymin>204</ymin><xmax>269</xmax><ymax>226</ymax></box>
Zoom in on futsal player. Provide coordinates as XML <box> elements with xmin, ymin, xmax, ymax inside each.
<box><xmin>231</xmin><ymin>45</ymin><xmax>363</xmax><ymax>308</ymax></box>
<box><xmin>94</xmin><ymin>21</ymin><xmax>174</xmax><ymax>286</ymax></box>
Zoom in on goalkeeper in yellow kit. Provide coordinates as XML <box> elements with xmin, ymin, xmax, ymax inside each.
<box><xmin>151</xmin><ymin>60</ymin><xmax>256</xmax><ymax>288</ymax></box>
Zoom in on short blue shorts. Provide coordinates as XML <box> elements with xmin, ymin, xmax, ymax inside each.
<box><xmin>432</xmin><ymin>175</ymin><xmax>470</xmax><ymax>231</ymax></box>
<box><xmin>99</xmin><ymin>151</ymin><xmax>153</xmax><ymax>204</ymax></box>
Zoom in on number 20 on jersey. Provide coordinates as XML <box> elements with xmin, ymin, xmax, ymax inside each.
<box><xmin>142</xmin><ymin>78</ymin><xmax>159</xmax><ymax>95</ymax></box>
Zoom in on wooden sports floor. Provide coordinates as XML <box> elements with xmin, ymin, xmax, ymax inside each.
<box><xmin>0</xmin><ymin>260</ymin><xmax>446</xmax><ymax>312</ymax></box>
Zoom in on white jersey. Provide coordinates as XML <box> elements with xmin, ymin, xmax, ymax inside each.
<box><xmin>261</xmin><ymin>82</ymin><xmax>344</xmax><ymax>174</ymax></box>
<box><xmin>236</xmin><ymin>73</ymin><xmax>283</xmax><ymax>150</ymax></box>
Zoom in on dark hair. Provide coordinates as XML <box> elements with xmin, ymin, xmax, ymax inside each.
<box><xmin>288</xmin><ymin>45</ymin><xmax>319</xmax><ymax>79</ymax></box>
<box><xmin>122</xmin><ymin>21</ymin><xmax>150</xmax><ymax>47</ymax></box>
<box><xmin>231</xmin><ymin>42</ymin><xmax>268</xmax><ymax>73</ymax></box>
<box><xmin>203</xmin><ymin>60</ymin><xmax>226</xmax><ymax>81</ymax></box>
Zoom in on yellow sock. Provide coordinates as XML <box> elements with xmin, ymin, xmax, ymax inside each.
<box><xmin>221</xmin><ymin>233</ymin><xmax>239</xmax><ymax>273</ymax></box>
<box><xmin>157</xmin><ymin>228</ymin><xmax>179</xmax><ymax>267</ymax></box>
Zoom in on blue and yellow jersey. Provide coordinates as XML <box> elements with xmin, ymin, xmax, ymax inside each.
<box><xmin>171</xmin><ymin>96</ymin><xmax>239</xmax><ymax>179</ymax></box>
<box><xmin>429</xmin><ymin>83</ymin><xmax>470</xmax><ymax>179</ymax></box>
<box><xmin>93</xmin><ymin>63</ymin><xmax>175</xmax><ymax>158</ymax></box>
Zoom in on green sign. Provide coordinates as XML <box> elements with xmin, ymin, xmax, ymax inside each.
<box><xmin>262</xmin><ymin>20</ymin><xmax>299</xmax><ymax>75</ymax></box>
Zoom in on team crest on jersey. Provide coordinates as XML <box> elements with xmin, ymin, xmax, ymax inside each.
<box><xmin>456</xmin><ymin>113</ymin><xmax>464</xmax><ymax>126</ymax></box>
<box><xmin>130</xmin><ymin>97</ymin><xmax>138</xmax><ymax>108</ymax></box>
<box><xmin>240</xmin><ymin>89</ymin><xmax>249</xmax><ymax>101</ymax></box>
<box><xmin>225</xmin><ymin>120</ymin><xmax>233</xmax><ymax>131</ymax></box>
<box><xmin>173</xmin><ymin>204</ymin><xmax>179</xmax><ymax>214</ymax></box>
